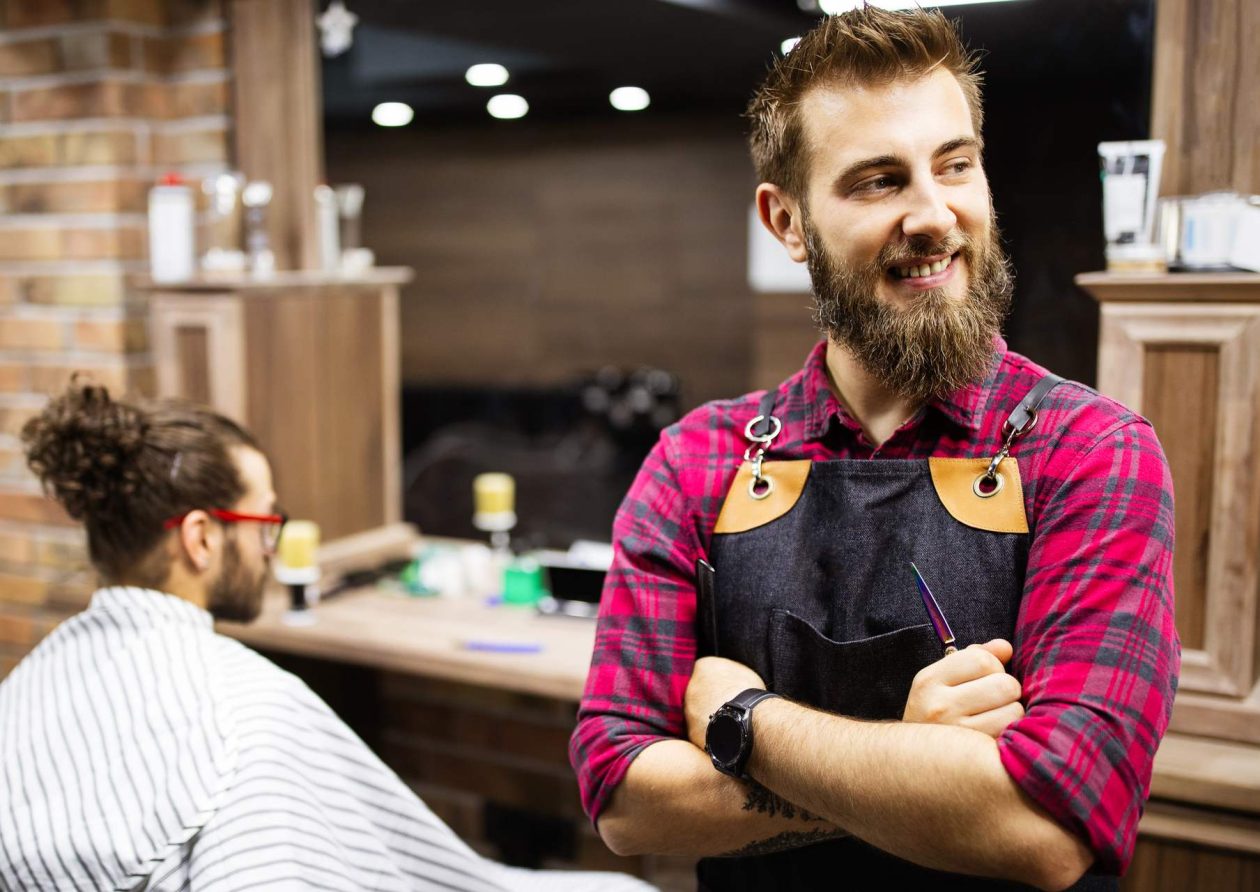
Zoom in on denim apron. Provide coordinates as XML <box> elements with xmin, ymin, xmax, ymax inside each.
<box><xmin>695</xmin><ymin>377</ymin><xmax>1115</xmax><ymax>891</ymax></box>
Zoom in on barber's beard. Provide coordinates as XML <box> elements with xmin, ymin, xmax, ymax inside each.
<box><xmin>207</xmin><ymin>535</ymin><xmax>267</xmax><ymax>623</ymax></box>
<box><xmin>804</xmin><ymin>214</ymin><xmax>1013</xmax><ymax>403</ymax></box>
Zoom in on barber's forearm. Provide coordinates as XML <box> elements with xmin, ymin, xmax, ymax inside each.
<box><xmin>597</xmin><ymin>739</ymin><xmax>844</xmax><ymax>858</ymax></box>
<box><xmin>747</xmin><ymin>699</ymin><xmax>1093</xmax><ymax>891</ymax></box>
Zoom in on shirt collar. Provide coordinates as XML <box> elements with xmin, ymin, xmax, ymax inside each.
<box><xmin>801</xmin><ymin>336</ymin><xmax>1007</xmax><ymax>441</ymax></box>
<box><xmin>91</xmin><ymin>585</ymin><xmax>214</xmax><ymax>631</ymax></box>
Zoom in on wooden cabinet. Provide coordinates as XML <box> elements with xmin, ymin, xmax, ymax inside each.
<box><xmin>143</xmin><ymin>269</ymin><xmax>411</xmax><ymax>542</ymax></box>
<box><xmin>1077</xmin><ymin>272</ymin><xmax>1260</xmax><ymax>889</ymax></box>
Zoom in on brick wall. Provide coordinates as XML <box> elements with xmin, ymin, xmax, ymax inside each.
<box><xmin>0</xmin><ymin>0</ymin><xmax>231</xmax><ymax>676</ymax></box>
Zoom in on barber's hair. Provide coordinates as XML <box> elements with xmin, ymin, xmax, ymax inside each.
<box><xmin>747</xmin><ymin>4</ymin><xmax>984</xmax><ymax>200</ymax></box>
<box><xmin>21</xmin><ymin>380</ymin><xmax>260</xmax><ymax>585</ymax></box>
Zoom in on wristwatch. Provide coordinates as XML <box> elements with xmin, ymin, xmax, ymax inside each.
<box><xmin>705</xmin><ymin>688</ymin><xmax>782</xmax><ymax>779</ymax></box>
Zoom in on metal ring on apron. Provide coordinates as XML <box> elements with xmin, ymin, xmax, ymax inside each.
<box><xmin>749</xmin><ymin>475</ymin><xmax>774</xmax><ymax>500</ymax></box>
<box><xmin>744</xmin><ymin>415</ymin><xmax>782</xmax><ymax>443</ymax></box>
<box><xmin>972</xmin><ymin>470</ymin><xmax>1005</xmax><ymax>499</ymax></box>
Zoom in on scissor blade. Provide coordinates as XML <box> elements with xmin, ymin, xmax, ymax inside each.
<box><xmin>910</xmin><ymin>562</ymin><xmax>956</xmax><ymax>648</ymax></box>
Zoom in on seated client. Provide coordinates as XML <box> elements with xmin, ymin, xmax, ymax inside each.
<box><xmin>0</xmin><ymin>381</ymin><xmax>653</xmax><ymax>892</ymax></box>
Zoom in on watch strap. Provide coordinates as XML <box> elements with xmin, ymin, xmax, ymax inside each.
<box><xmin>727</xmin><ymin>688</ymin><xmax>781</xmax><ymax>712</ymax></box>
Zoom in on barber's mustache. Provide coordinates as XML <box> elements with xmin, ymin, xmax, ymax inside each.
<box><xmin>876</xmin><ymin>233</ymin><xmax>971</xmax><ymax>269</ymax></box>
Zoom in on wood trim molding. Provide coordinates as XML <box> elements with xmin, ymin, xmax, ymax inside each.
<box><xmin>1139</xmin><ymin>801</ymin><xmax>1260</xmax><ymax>856</ymax></box>
<box><xmin>380</xmin><ymin>284</ymin><xmax>401</xmax><ymax>524</ymax></box>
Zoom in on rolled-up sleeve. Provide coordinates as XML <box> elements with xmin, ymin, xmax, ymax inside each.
<box><xmin>569</xmin><ymin>431</ymin><xmax>704</xmax><ymax>823</ymax></box>
<box><xmin>998</xmin><ymin>419</ymin><xmax>1179</xmax><ymax>873</ymax></box>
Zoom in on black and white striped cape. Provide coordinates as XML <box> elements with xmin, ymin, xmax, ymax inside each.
<box><xmin>0</xmin><ymin>587</ymin><xmax>655</xmax><ymax>892</ymax></box>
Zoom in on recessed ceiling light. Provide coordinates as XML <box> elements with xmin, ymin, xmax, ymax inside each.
<box><xmin>466</xmin><ymin>63</ymin><xmax>509</xmax><ymax>87</ymax></box>
<box><xmin>487</xmin><ymin>94</ymin><xmax>529</xmax><ymax>120</ymax></box>
<box><xmin>609</xmin><ymin>86</ymin><xmax>650</xmax><ymax>112</ymax></box>
<box><xmin>371</xmin><ymin>102</ymin><xmax>413</xmax><ymax>127</ymax></box>
<box><xmin>820</xmin><ymin>0</ymin><xmax>1024</xmax><ymax>11</ymax></box>
<box><xmin>781</xmin><ymin>37</ymin><xmax>801</xmax><ymax>54</ymax></box>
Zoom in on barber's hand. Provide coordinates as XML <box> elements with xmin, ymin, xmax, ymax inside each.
<box><xmin>902</xmin><ymin>639</ymin><xmax>1023</xmax><ymax>738</ymax></box>
<box><xmin>684</xmin><ymin>656</ymin><xmax>765</xmax><ymax>750</ymax></box>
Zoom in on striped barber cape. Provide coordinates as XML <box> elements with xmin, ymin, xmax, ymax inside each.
<box><xmin>0</xmin><ymin>587</ymin><xmax>654</xmax><ymax>892</ymax></box>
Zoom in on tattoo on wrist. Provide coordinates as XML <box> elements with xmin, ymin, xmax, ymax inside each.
<box><xmin>741</xmin><ymin>780</ymin><xmax>822</xmax><ymax>821</ymax></box>
<box><xmin>719</xmin><ymin>828</ymin><xmax>843</xmax><ymax>858</ymax></box>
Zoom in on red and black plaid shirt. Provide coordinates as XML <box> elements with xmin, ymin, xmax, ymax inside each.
<box><xmin>571</xmin><ymin>338</ymin><xmax>1179</xmax><ymax>873</ymax></box>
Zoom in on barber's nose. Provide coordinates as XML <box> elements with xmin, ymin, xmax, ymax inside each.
<box><xmin>901</xmin><ymin>182</ymin><xmax>957</xmax><ymax>242</ymax></box>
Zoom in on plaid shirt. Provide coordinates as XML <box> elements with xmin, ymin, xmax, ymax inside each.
<box><xmin>571</xmin><ymin>338</ymin><xmax>1179</xmax><ymax>874</ymax></box>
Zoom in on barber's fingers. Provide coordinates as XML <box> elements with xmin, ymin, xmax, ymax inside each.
<box><xmin>960</xmin><ymin>700</ymin><xmax>1026</xmax><ymax>739</ymax></box>
<box><xmin>918</xmin><ymin>639</ymin><xmax>1013</xmax><ymax>687</ymax></box>
<box><xmin>972</xmin><ymin>638</ymin><xmax>1013</xmax><ymax>665</ymax></box>
<box><xmin>904</xmin><ymin>670</ymin><xmax>1023</xmax><ymax>725</ymax></box>
<box><xmin>944</xmin><ymin>671</ymin><xmax>1023</xmax><ymax>716</ymax></box>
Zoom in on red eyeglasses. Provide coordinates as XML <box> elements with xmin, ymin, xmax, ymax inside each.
<box><xmin>164</xmin><ymin>508</ymin><xmax>288</xmax><ymax>553</ymax></box>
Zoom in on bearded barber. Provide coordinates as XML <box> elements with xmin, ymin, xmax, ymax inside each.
<box><xmin>569</xmin><ymin>7</ymin><xmax>1178</xmax><ymax>891</ymax></box>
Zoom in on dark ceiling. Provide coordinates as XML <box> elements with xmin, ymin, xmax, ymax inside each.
<box><xmin>320</xmin><ymin>0</ymin><xmax>1155</xmax><ymax>133</ymax></box>
<box><xmin>321</xmin><ymin>0</ymin><xmax>817</xmax><ymax>124</ymax></box>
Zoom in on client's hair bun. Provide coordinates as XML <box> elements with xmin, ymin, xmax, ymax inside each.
<box><xmin>21</xmin><ymin>380</ymin><xmax>149</xmax><ymax>521</ymax></box>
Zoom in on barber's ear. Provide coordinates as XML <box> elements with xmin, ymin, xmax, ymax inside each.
<box><xmin>756</xmin><ymin>183</ymin><xmax>809</xmax><ymax>263</ymax></box>
<box><xmin>176</xmin><ymin>510</ymin><xmax>216</xmax><ymax>573</ymax></box>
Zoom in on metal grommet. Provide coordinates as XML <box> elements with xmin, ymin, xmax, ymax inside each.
<box><xmin>749</xmin><ymin>475</ymin><xmax>774</xmax><ymax>500</ymax></box>
<box><xmin>973</xmin><ymin>472</ymin><xmax>1004</xmax><ymax>499</ymax></box>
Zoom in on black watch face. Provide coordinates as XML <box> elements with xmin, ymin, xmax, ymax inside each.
<box><xmin>707</xmin><ymin>711</ymin><xmax>744</xmax><ymax>764</ymax></box>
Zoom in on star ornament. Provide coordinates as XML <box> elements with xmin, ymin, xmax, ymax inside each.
<box><xmin>317</xmin><ymin>0</ymin><xmax>358</xmax><ymax>57</ymax></box>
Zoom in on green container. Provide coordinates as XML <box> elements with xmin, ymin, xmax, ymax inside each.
<box><xmin>503</xmin><ymin>557</ymin><xmax>546</xmax><ymax>606</ymax></box>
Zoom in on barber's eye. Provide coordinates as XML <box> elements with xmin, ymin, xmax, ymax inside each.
<box><xmin>855</xmin><ymin>175</ymin><xmax>896</xmax><ymax>194</ymax></box>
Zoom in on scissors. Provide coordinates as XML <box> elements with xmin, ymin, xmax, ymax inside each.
<box><xmin>910</xmin><ymin>562</ymin><xmax>957</xmax><ymax>655</ymax></box>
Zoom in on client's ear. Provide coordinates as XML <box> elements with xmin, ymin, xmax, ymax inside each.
<box><xmin>176</xmin><ymin>510</ymin><xmax>216</xmax><ymax>573</ymax></box>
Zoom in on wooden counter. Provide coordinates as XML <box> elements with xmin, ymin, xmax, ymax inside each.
<box><xmin>217</xmin><ymin>523</ymin><xmax>592</xmax><ymax>701</ymax></box>
<box><xmin>220</xmin><ymin>581</ymin><xmax>594</xmax><ymax>703</ymax></box>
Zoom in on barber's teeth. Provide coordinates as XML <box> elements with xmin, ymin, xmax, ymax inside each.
<box><xmin>896</xmin><ymin>257</ymin><xmax>952</xmax><ymax>280</ymax></box>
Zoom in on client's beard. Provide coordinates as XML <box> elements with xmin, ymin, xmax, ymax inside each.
<box><xmin>207</xmin><ymin>535</ymin><xmax>267</xmax><ymax>623</ymax></box>
<box><xmin>805</xmin><ymin>212</ymin><xmax>1013</xmax><ymax>403</ymax></box>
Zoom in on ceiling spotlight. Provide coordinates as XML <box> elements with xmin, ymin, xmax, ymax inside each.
<box><xmin>466</xmin><ymin>63</ymin><xmax>509</xmax><ymax>87</ymax></box>
<box><xmin>781</xmin><ymin>37</ymin><xmax>801</xmax><ymax>54</ymax></box>
<box><xmin>609</xmin><ymin>86</ymin><xmax>650</xmax><ymax>112</ymax></box>
<box><xmin>487</xmin><ymin>94</ymin><xmax>529</xmax><ymax>120</ymax></box>
<box><xmin>371</xmin><ymin>101</ymin><xmax>413</xmax><ymax>127</ymax></box>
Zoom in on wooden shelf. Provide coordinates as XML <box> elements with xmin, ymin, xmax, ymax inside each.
<box><xmin>132</xmin><ymin>266</ymin><xmax>414</xmax><ymax>293</ymax></box>
<box><xmin>1076</xmin><ymin>271</ymin><xmax>1260</xmax><ymax>302</ymax></box>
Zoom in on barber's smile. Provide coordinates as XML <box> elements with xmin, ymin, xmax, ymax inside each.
<box><xmin>887</xmin><ymin>252</ymin><xmax>960</xmax><ymax>290</ymax></box>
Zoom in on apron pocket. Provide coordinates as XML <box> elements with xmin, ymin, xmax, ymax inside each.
<box><xmin>768</xmin><ymin>610</ymin><xmax>944</xmax><ymax>720</ymax></box>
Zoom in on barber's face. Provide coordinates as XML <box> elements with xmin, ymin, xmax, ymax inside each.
<box><xmin>791</xmin><ymin>70</ymin><xmax>1012</xmax><ymax>400</ymax></box>
<box><xmin>207</xmin><ymin>447</ymin><xmax>276</xmax><ymax>623</ymax></box>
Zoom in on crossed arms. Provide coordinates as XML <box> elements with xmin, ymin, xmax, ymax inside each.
<box><xmin>597</xmin><ymin>641</ymin><xmax>1093</xmax><ymax>891</ymax></box>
